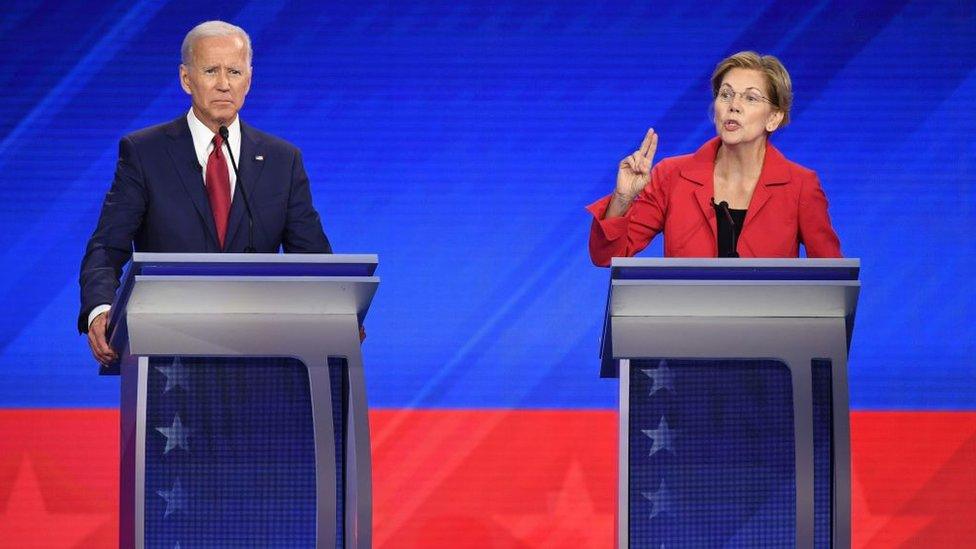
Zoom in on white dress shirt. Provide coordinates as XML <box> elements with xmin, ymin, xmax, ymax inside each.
<box><xmin>186</xmin><ymin>107</ymin><xmax>241</xmax><ymax>197</ymax></box>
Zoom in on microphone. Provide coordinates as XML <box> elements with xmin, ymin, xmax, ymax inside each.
<box><xmin>712</xmin><ymin>198</ymin><xmax>740</xmax><ymax>258</ymax></box>
<box><xmin>218</xmin><ymin>125</ymin><xmax>255</xmax><ymax>253</ymax></box>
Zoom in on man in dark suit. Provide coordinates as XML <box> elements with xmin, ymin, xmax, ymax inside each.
<box><xmin>79</xmin><ymin>21</ymin><xmax>331</xmax><ymax>365</ymax></box>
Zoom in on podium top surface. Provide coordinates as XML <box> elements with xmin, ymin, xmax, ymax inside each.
<box><xmin>103</xmin><ymin>253</ymin><xmax>379</xmax><ymax>374</ymax></box>
<box><xmin>599</xmin><ymin>258</ymin><xmax>861</xmax><ymax>377</ymax></box>
<box><xmin>610</xmin><ymin>257</ymin><xmax>859</xmax><ymax>281</ymax></box>
<box><xmin>606</xmin><ymin>258</ymin><xmax>860</xmax><ymax>318</ymax></box>
<box><xmin>130</xmin><ymin>252</ymin><xmax>378</xmax><ymax>277</ymax></box>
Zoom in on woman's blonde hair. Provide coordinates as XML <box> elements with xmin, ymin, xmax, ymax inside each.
<box><xmin>711</xmin><ymin>51</ymin><xmax>792</xmax><ymax>129</ymax></box>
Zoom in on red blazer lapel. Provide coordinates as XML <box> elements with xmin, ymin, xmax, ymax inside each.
<box><xmin>739</xmin><ymin>141</ymin><xmax>791</xmax><ymax>256</ymax></box>
<box><xmin>743</xmin><ymin>141</ymin><xmax>790</xmax><ymax>228</ymax></box>
<box><xmin>681</xmin><ymin>138</ymin><xmax>720</xmax><ymax>242</ymax></box>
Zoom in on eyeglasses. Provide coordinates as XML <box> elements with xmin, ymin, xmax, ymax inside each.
<box><xmin>716</xmin><ymin>85</ymin><xmax>771</xmax><ymax>107</ymax></box>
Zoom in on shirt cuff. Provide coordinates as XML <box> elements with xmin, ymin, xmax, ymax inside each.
<box><xmin>88</xmin><ymin>305</ymin><xmax>112</xmax><ymax>329</ymax></box>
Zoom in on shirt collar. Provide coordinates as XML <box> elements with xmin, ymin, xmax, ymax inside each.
<box><xmin>186</xmin><ymin>108</ymin><xmax>242</xmax><ymax>165</ymax></box>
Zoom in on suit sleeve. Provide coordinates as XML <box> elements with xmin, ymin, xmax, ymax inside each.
<box><xmin>77</xmin><ymin>137</ymin><xmax>149</xmax><ymax>332</ymax></box>
<box><xmin>282</xmin><ymin>149</ymin><xmax>332</xmax><ymax>253</ymax></box>
<box><xmin>798</xmin><ymin>171</ymin><xmax>842</xmax><ymax>258</ymax></box>
<box><xmin>586</xmin><ymin>164</ymin><xmax>668</xmax><ymax>267</ymax></box>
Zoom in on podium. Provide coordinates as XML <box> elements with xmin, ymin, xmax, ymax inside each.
<box><xmin>104</xmin><ymin>253</ymin><xmax>378</xmax><ymax>548</ymax></box>
<box><xmin>600</xmin><ymin>258</ymin><xmax>859</xmax><ymax>548</ymax></box>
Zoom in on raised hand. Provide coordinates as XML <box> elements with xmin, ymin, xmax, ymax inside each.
<box><xmin>616</xmin><ymin>127</ymin><xmax>658</xmax><ymax>199</ymax></box>
<box><xmin>606</xmin><ymin>128</ymin><xmax>658</xmax><ymax>218</ymax></box>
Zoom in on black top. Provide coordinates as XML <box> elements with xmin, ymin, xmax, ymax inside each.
<box><xmin>714</xmin><ymin>203</ymin><xmax>747</xmax><ymax>258</ymax></box>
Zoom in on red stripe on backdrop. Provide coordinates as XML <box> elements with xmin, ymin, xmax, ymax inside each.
<box><xmin>0</xmin><ymin>410</ymin><xmax>118</xmax><ymax>548</ymax></box>
<box><xmin>0</xmin><ymin>410</ymin><xmax>973</xmax><ymax>548</ymax></box>
<box><xmin>850</xmin><ymin>412</ymin><xmax>976</xmax><ymax>546</ymax></box>
<box><xmin>370</xmin><ymin>410</ymin><xmax>616</xmax><ymax>548</ymax></box>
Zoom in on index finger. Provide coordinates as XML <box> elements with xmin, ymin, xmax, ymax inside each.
<box><xmin>638</xmin><ymin>127</ymin><xmax>657</xmax><ymax>158</ymax></box>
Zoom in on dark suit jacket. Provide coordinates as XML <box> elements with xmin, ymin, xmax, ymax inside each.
<box><xmin>78</xmin><ymin>116</ymin><xmax>331</xmax><ymax>332</ymax></box>
<box><xmin>587</xmin><ymin>137</ymin><xmax>842</xmax><ymax>265</ymax></box>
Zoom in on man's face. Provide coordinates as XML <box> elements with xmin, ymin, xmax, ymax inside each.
<box><xmin>179</xmin><ymin>34</ymin><xmax>251</xmax><ymax>132</ymax></box>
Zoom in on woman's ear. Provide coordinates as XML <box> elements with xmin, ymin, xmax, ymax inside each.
<box><xmin>766</xmin><ymin>110</ymin><xmax>785</xmax><ymax>132</ymax></box>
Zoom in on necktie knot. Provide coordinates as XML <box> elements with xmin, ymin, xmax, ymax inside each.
<box><xmin>212</xmin><ymin>134</ymin><xmax>224</xmax><ymax>156</ymax></box>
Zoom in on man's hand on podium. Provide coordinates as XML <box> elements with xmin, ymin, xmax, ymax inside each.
<box><xmin>87</xmin><ymin>311</ymin><xmax>118</xmax><ymax>366</ymax></box>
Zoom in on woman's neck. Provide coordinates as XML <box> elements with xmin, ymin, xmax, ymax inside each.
<box><xmin>715</xmin><ymin>138</ymin><xmax>766</xmax><ymax>184</ymax></box>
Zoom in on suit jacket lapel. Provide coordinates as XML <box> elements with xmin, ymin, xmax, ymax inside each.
<box><xmin>225</xmin><ymin>122</ymin><xmax>266</xmax><ymax>249</ymax></box>
<box><xmin>165</xmin><ymin>117</ymin><xmax>219</xmax><ymax>247</ymax></box>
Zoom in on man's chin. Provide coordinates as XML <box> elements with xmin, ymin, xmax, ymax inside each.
<box><xmin>205</xmin><ymin>110</ymin><xmax>239</xmax><ymax>127</ymax></box>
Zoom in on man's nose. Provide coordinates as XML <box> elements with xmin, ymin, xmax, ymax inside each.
<box><xmin>216</xmin><ymin>70</ymin><xmax>230</xmax><ymax>90</ymax></box>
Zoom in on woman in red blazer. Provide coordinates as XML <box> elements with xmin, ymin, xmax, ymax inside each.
<box><xmin>587</xmin><ymin>52</ymin><xmax>841</xmax><ymax>265</ymax></box>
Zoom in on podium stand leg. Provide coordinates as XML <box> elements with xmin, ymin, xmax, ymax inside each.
<box><xmin>613</xmin><ymin>316</ymin><xmax>851</xmax><ymax>548</ymax></box>
<box><xmin>119</xmin><ymin>312</ymin><xmax>372</xmax><ymax>548</ymax></box>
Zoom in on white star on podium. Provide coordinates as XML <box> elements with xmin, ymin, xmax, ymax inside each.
<box><xmin>156</xmin><ymin>414</ymin><xmax>191</xmax><ymax>454</ymax></box>
<box><xmin>156</xmin><ymin>357</ymin><xmax>190</xmax><ymax>393</ymax></box>
<box><xmin>642</xmin><ymin>416</ymin><xmax>676</xmax><ymax>456</ymax></box>
<box><xmin>641</xmin><ymin>360</ymin><xmax>675</xmax><ymax>395</ymax></box>
<box><xmin>642</xmin><ymin>480</ymin><xmax>673</xmax><ymax>519</ymax></box>
<box><xmin>157</xmin><ymin>478</ymin><xmax>186</xmax><ymax>517</ymax></box>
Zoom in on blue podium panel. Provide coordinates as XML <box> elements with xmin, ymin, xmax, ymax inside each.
<box><xmin>628</xmin><ymin>359</ymin><xmax>796</xmax><ymax>547</ymax></box>
<box><xmin>328</xmin><ymin>357</ymin><xmax>349</xmax><ymax>549</ymax></box>
<box><xmin>144</xmin><ymin>357</ymin><xmax>318</xmax><ymax>548</ymax></box>
<box><xmin>811</xmin><ymin>359</ymin><xmax>834</xmax><ymax>549</ymax></box>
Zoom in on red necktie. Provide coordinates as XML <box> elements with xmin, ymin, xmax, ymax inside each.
<box><xmin>205</xmin><ymin>134</ymin><xmax>231</xmax><ymax>249</ymax></box>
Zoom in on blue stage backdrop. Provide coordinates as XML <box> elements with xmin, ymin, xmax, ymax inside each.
<box><xmin>0</xmin><ymin>0</ymin><xmax>973</xmax><ymax>412</ymax></box>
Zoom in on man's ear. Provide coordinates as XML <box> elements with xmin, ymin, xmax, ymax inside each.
<box><xmin>179</xmin><ymin>64</ymin><xmax>192</xmax><ymax>95</ymax></box>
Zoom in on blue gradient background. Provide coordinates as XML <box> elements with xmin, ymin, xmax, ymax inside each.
<box><xmin>0</xmin><ymin>0</ymin><xmax>972</xmax><ymax>410</ymax></box>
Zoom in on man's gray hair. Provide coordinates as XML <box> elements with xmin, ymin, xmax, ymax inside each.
<box><xmin>181</xmin><ymin>20</ymin><xmax>252</xmax><ymax>67</ymax></box>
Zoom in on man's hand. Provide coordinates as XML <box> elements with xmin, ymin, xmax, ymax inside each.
<box><xmin>87</xmin><ymin>311</ymin><xmax>117</xmax><ymax>366</ymax></box>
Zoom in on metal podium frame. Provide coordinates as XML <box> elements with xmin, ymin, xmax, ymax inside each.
<box><xmin>106</xmin><ymin>252</ymin><xmax>379</xmax><ymax>549</ymax></box>
<box><xmin>600</xmin><ymin>257</ymin><xmax>859</xmax><ymax>548</ymax></box>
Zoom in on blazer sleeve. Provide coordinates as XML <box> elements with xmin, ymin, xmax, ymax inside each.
<box><xmin>797</xmin><ymin>171</ymin><xmax>842</xmax><ymax>258</ymax></box>
<box><xmin>282</xmin><ymin>148</ymin><xmax>332</xmax><ymax>253</ymax></box>
<box><xmin>586</xmin><ymin>164</ymin><xmax>668</xmax><ymax>267</ymax></box>
<box><xmin>77</xmin><ymin>136</ymin><xmax>149</xmax><ymax>332</ymax></box>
